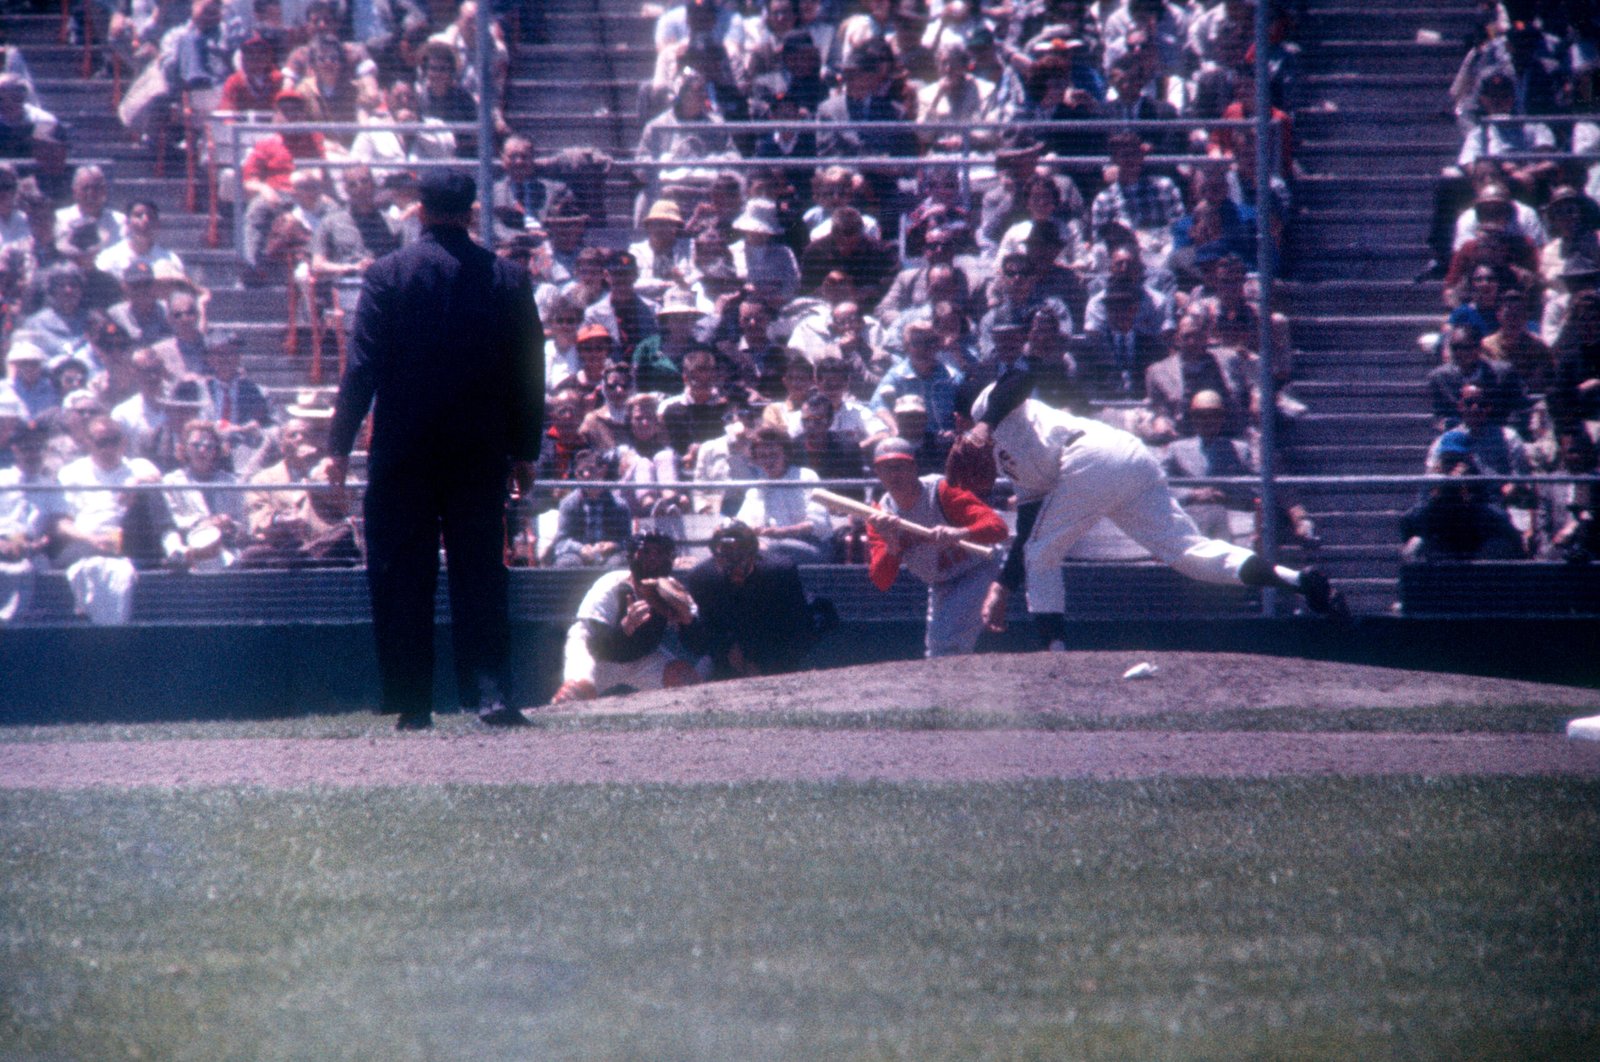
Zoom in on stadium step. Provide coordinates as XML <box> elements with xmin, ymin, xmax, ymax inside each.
<box><xmin>506</xmin><ymin>79</ymin><xmax>638</xmax><ymax>113</ymax></box>
<box><xmin>0</xmin><ymin>13</ymin><xmax>60</xmax><ymax>44</ymax></box>
<box><xmin>1291</xmin><ymin>413</ymin><xmax>1439</xmax><ymax>448</ymax></box>
<box><xmin>1297</xmin><ymin>141</ymin><xmax>1457</xmax><ymax>178</ymax></box>
<box><xmin>538</xmin><ymin>10</ymin><xmax>653</xmax><ymax>46</ymax></box>
<box><xmin>1298</xmin><ymin>7</ymin><xmax>1483</xmax><ymax>43</ymax></box>
<box><xmin>1299</xmin><ymin>73</ymin><xmax>1457</xmax><ymax>113</ymax></box>
<box><xmin>1293</xmin><ymin>108</ymin><xmax>1461</xmax><ymax>147</ymax></box>
<box><xmin>1312</xmin><ymin>510</ymin><xmax>1409</xmax><ymax>547</ymax></box>
<box><xmin>1297</xmin><ymin>40</ymin><xmax>1462</xmax><ymax>79</ymax></box>
<box><xmin>1280</xmin><ymin>280</ymin><xmax>1446</xmax><ymax>316</ymax></box>
<box><xmin>514</xmin><ymin>43</ymin><xmax>654</xmax><ymax>80</ymax></box>
<box><xmin>1291</xmin><ymin>211</ymin><xmax>1431</xmax><ymax>251</ymax></box>
<box><xmin>1294</xmin><ymin>348</ymin><xmax>1441</xmax><ymax>377</ymax></box>
<box><xmin>1288</xmin><ymin>445</ymin><xmax>1428</xmax><ymax>474</ymax></box>
<box><xmin>501</xmin><ymin>112</ymin><xmax>641</xmax><ymax>153</ymax></box>
<box><xmin>1292</xmin><ymin>315</ymin><xmax>1439</xmax><ymax>351</ymax></box>
<box><xmin>1292</xmin><ymin>381</ymin><xmax>1432</xmax><ymax>415</ymax></box>
<box><xmin>1290</xmin><ymin>248</ymin><xmax>1433</xmax><ymax>283</ymax></box>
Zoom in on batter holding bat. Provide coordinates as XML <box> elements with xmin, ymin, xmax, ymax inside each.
<box><xmin>858</xmin><ymin>438</ymin><xmax>1011</xmax><ymax>658</ymax></box>
<box><xmin>966</xmin><ymin>372</ymin><xmax>1347</xmax><ymax>646</ymax></box>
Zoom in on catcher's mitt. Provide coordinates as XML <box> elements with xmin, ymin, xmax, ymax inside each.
<box><xmin>945</xmin><ymin>433</ymin><xmax>998</xmax><ymax>497</ymax></box>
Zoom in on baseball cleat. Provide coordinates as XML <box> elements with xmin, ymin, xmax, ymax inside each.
<box><xmin>1299</xmin><ymin>567</ymin><xmax>1349</xmax><ymax>618</ymax></box>
<box><xmin>478</xmin><ymin>703</ymin><xmax>532</xmax><ymax>727</ymax></box>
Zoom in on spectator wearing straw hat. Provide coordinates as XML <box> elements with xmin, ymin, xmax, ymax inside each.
<box><xmin>630</xmin><ymin>199</ymin><xmax>693</xmax><ymax>301</ymax></box>
<box><xmin>631</xmin><ymin>287</ymin><xmax>706</xmax><ymax>396</ymax></box>
<box><xmin>5</xmin><ymin>337</ymin><xmax>55</xmax><ymax>418</ymax></box>
<box><xmin>730</xmin><ymin>198</ymin><xmax>799</xmax><ymax>304</ymax></box>
<box><xmin>241</xmin><ymin>398</ymin><xmax>357</xmax><ymax>569</ymax></box>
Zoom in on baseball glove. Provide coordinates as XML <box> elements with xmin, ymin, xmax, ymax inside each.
<box><xmin>945</xmin><ymin>433</ymin><xmax>998</xmax><ymax>498</ymax></box>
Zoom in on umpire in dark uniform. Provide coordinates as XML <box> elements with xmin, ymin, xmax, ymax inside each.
<box><xmin>328</xmin><ymin>170</ymin><xmax>545</xmax><ymax>731</ymax></box>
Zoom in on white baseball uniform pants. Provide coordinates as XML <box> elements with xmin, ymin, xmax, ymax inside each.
<box><xmin>925</xmin><ymin>556</ymin><xmax>1003</xmax><ymax>657</ymax></box>
<box><xmin>1023</xmin><ymin>430</ymin><xmax>1254</xmax><ymax>614</ymax></box>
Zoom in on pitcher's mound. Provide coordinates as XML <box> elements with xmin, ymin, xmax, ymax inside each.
<box><xmin>548</xmin><ymin>651</ymin><xmax>1600</xmax><ymax>722</ymax></box>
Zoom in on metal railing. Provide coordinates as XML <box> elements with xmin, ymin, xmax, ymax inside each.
<box><xmin>4</xmin><ymin>469</ymin><xmax>1595</xmax><ymax>624</ymax></box>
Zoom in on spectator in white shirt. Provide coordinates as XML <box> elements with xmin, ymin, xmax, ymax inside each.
<box><xmin>94</xmin><ymin>199</ymin><xmax>186</xmax><ymax>281</ymax></box>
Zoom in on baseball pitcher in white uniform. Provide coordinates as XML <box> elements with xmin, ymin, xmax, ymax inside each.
<box><xmin>969</xmin><ymin>380</ymin><xmax>1345</xmax><ymax>640</ymax></box>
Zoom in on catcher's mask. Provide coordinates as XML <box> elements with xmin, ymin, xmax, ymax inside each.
<box><xmin>627</xmin><ymin>531</ymin><xmax>677</xmax><ymax>579</ymax></box>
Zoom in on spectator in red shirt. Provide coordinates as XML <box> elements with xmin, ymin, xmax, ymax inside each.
<box><xmin>219</xmin><ymin>33</ymin><xmax>284</xmax><ymax>115</ymax></box>
<box><xmin>239</xmin><ymin>88</ymin><xmax>332</xmax><ymax>203</ymax></box>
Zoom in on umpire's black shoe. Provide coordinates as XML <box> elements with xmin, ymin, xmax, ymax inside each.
<box><xmin>1300</xmin><ymin>567</ymin><xmax>1349</xmax><ymax>618</ymax></box>
<box><xmin>478</xmin><ymin>703</ymin><xmax>531</xmax><ymax>728</ymax></box>
<box><xmin>396</xmin><ymin>713</ymin><xmax>433</xmax><ymax>731</ymax></box>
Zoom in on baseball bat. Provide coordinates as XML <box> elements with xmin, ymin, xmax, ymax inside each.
<box><xmin>812</xmin><ymin>489</ymin><xmax>998</xmax><ymax>559</ymax></box>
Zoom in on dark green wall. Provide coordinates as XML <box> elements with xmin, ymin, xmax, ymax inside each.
<box><xmin>1</xmin><ymin>617</ymin><xmax>1595</xmax><ymax>725</ymax></box>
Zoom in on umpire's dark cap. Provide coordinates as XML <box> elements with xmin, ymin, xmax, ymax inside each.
<box><xmin>710</xmin><ymin>521</ymin><xmax>759</xmax><ymax>558</ymax></box>
<box><xmin>419</xmin><ymin>170</ymin><xmax>477</xmax><ymax>214</ymax></box>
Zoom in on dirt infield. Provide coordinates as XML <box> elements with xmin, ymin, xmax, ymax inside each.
<box><xmin>2</xmin><ymin>653</ymin><xmax>1597</xmax><ymax>789</ymax></box>
<box><xmin>566</xmin><ymin>650</ymin><xmax>1600</xmax><ymax>719</ymax></box>
<box><xmin>2</xmin><ymin>730</ymin><xmax>1598</xmax><ymax>789</ymax></box>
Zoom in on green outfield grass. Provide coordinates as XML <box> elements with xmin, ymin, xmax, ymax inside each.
<box><xmin>3</xmin><ymin>778</ymin><xmax>1597</xmax><ymax>1060</ymax></box>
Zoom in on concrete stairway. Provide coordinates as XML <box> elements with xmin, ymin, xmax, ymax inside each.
<box><xmin>1281</xmin><ymin>0</ymin><xmax>1481</xmax><ymax>613</ymax></box>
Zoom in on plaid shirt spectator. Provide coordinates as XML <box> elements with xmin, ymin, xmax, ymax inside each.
<box><xmin>1090</xmin><ymin>175</ymin><xmax>1186</xmax><ymax>234</ymax></box>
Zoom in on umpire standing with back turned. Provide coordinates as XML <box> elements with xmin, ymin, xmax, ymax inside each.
<box><xmin>328</xmin><ymin>170</ymin><xmax>546</xmax><ymax>731</ymax></box>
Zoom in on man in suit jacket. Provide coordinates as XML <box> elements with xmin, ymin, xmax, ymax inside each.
<box><xmin>815</xmin><ymin>41</ymin><xmax>917</xmax><ymax>233</ymax></box>
<box><xmin>490</xmin><ymin>134</ymin><xmax>574</xmax><ymax>237</ymax></box>
<box><xmin>1142</xmin><ymin>312</ymin><xmax>1252</xmax><ymax>443</ymax></box>
<box><xmin>329</xmin><ymin>171</ymin><xmax>546</xmax><ymax>730</ymax></box>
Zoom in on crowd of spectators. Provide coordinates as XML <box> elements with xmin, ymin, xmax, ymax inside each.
<box><xmin>506</xmin><ymin>0</ymin><xmax>1327</xmax><ymax>571</ymax></box>
<box><xmin>1408</xmin><ymin>0</ymin><xmax>1599</xmax><ymax>562</ymax></box>
<box><xmin>5</xmin><ymin>0</ymin><xmax>1598</xmax><ymax>628</ymax></box>
<box><xmin>0</xmin><ymin>0</ymin><xmax>1324</xmax><ymax>622</ymax></box>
